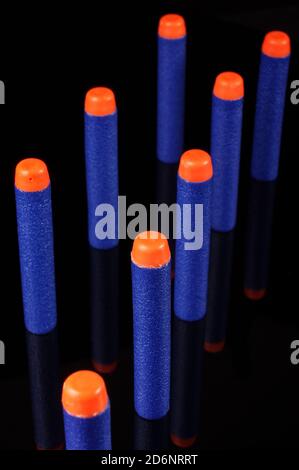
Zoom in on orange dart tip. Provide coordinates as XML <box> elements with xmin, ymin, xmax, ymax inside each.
<box><xmin>158</xmin><ymin>14</ymin><xmax>186</xmax><ymax>40</ymax></box>
<box><xmin>262</xmin><ymin>31</ymin><xmax>291</xmax><ymax>58</ymax></box>
<box><xmin>15</xmin><ymin>158</ymin><xmax>50</xmax><ymax>192</ymax></box>
<box><xmin>179</xmin><ymin>149</ymin><xmax>213</xmax><ymax>183</ymax></box>
<box><xmin>131</xmin><ymin>231</ymin><xmax>171</xmax><ymax>268</ymax></box>
<box><xmin>213</xmin><ymin>72</ymin><xmax>244</xmax><ymax>101</ymax></box>
<box><xmin>85</xmin><ymin>87</ymin><xmax>116</xmax><ymax>116</ymax></box>
<box><xmin>62</xmin><ymin>370</ymin><xmax>109</xmax><ymax>418</ymax></box>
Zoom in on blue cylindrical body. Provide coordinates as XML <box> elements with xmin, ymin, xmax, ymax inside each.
<box><xmin>157</xmin><ymin>35</ymin><xmax>186</xmax><ymax>164</ymax></box>
<box><xmin>85</xmin><ymin>111</ymin><xmax>118</xmax><ymax>249</ymax></box>
<box><xmin>63</xmin><ymin>404</ymin><xmax>111</xmax><ymax>450</ymax></box>
<box><xmin>15</xmin><ymin>185</ymin><xmax>57</xmax><ymax>334</ymax></box>
<box><xmin>174</xmin><ymin>176</ymin><xmax>211</xmax><ymax>321</ymax></box>
<box><xmin>132</xmin><ymin>261</ymin><xmax>171</xmax><ymax>420</ymax></box>
<box><xmin>211</xmin><ymin>95</ymin><xmax>243</xmax><ymax>232</ymax></box>
<box><xmin>251</xmin><ymin>53</ymin><xmax>290</xmax><ymax>181</ymax></box>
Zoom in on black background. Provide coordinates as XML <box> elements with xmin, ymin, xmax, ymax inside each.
<box><xmin>0</xmin><ymin>0</ymin><xmax>298</xmax><ymax>451</ymax></box>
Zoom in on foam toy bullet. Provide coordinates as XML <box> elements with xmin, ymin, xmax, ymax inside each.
<box><xmin>15</xmin><ymin>158</ymin><xmax>57</xmax><ymax>335</ymax></box>
<box><xmin>85</xmin><ymin>87</ymin><xmax>119</xmax><ymax>372</ymax></box>
<box><xmin>205</xmin><ymin>72</ymin><xmax>244</xmax><ymax>352</ymax></box>
<box><xmin>131</xmin><ymin>232</ymin><xmax>171</xmax><ymax>420</ymax></box>
<box><xmin>210</xmin><ymin>72</ymin><xmax>244</xmax><ymax>232</ymax></box>
<box><xmin>85</xmin><ymin>87</ymin><xmax>118</xmax><ymax>249</ymax></box>
<box><xmin>157</xmin><ymin>14</ymin><xmax>187</xmax><ymax>164</ymax></box>
<box><xmin>15</xmin><ymin>158</ymin><xmax>63</xmax><ymax>449</ymax></box>
<box><xmin>171</xmin><ymin>150</ymin><xmax>212</xmax><ymax>447</ymax></box>
<box><xmin>250</xmin><ymin>31</ymin><xmax>291</xmax><ymax>182</ymax></box>
<box><xmin>174</xmin><ymin>149</ymin><xmax>213</xmax><ymax>321</ymax></box>
<box><xmin>244</xmin><ymin>31</ymin><xmax>291</xmax><ymax>300</ymax></box>
<box><xmin>62</xmin><ymin>370</ymin><xmax>111</xmax><ymax>450</ymax></box>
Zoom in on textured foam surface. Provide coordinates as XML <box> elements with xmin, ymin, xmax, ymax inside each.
<box><xmin>211</xmin><ymin>95</ymin><xmax>243</xmax><ymax>232</ymax></box>
<box><xmin>132</xmin><ymin>261</ymin><xmax>171</xmax><ymax>420</ymax></box>
<box><xmin>15</xmin><ymin>185</ymin><xmax>57</xmax><ymax>334</ymax></box>
<box><xmin>157</xmin><ymin>36</ymin><xmax>186</xmax><ymax>164</ymax></box>
<box><xmin>64</xmin><ymin>404</ymin><xmax>111</xmax><ymax>450</ymax></box>
<box><xmin>251</xmin><ymin>53</ymin><xmax>290</xmax><ymax>181</ymax></box>
<box><xmin>174</xmin><ymin>176</ymin><xmax>211</xmax><ymax>321</ymax></box>
<box><xmin>85</xmin><ymin>111</ymin><xmax>118</xmax><ymax>249</ymax></box>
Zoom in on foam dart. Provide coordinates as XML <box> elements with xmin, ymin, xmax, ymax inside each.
<box><xmin>174</xmin><ymin>149</ymin><xmax>213</xmax><ymax>321</ymax></box>
<box><xmin>85</xmin><ymin>87</ymin><xmax>119</xmax><ymax>372</ymax></box>
<box><xmin>244</xmin><ymin>32</ymin><xmax>291</xmax><ymax>300</ymax></box>
<box><xmin>211</xmin><ymin>72</ymin><xmax>244</xmax><ymax>232</ymax></box>
<box><xmin>62</xmin><ymin>370</ymin><xmax>111</xmax><ymax>450</ymax></box>
<box><xmin>15</xmin><ymin>158</ymin><xmax>57</xmax><ymax>334</ymax></box>
<box><xmin>171</xmin><ymin>150</ymin><xmax>212</xmax><ymax>447</ymax></box>
<box><xmin>204</xmin><ymin>73</ymin><xmax>244</xmax><ymax>352</ymax></box>
<box><xmin>251</xmin><ymin>31</ymin><xmax>291</xmax><ymax>182</ymax></box>
<box><xmin>157</xmin><ymin>14</ymin><xmax>187</xmax><ymax>164</ymax></box>
<box><xmin>15</xmin><ymin>159</ymin><xmax>63</xmax><ymax>449</ymax></box>
<box><xmin>84</xmin><ymin>87</ymin><xmax>118</xmax><ymax>249</ymax></box>
<box><xmin>131</xmin><ymin>232</ymin><xmax>171</xmax><ymax>420</ymax></box>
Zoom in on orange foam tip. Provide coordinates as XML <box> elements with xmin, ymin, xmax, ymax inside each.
<box><xmin>179</xmin><ymin>149</ymin><xmax>213</xmax><ymax>183</ymax></box>
<box><xmin>171</xmin><ymin>434</ymin><xmax>197</xmax><ymax>448</ymax></box>
<box><xmin>131</xmin><ymin>231</ymin><xmax>171</xmax><ymax>268</ymax></box>
<box><xmin>92</xmin><ymin>360</ymin><xmax>118</xmax><ymax>375</ymax></box>
<box><xmin>62</xmin><ymin>370</ymin><xmax>109</xmax><ymax>418</ymax></box>
<box><xmin>204</xmin><ymin>340</ymin><xmax>225</xmax><ymax>353</ymax></box>
<box><xmin>85</xmin><ymin>87</ymin><xmax>116</xmax><ymax>116</ymax></box>
<box><xmin>262</xmin><ymin>31</ymin><xmax>291</xmax><ymax>58</ymax></box>
<box><xmin>15</xmin><ymin>158</ymin><xmax>50</xmax><ymax>192</ymax></box>
<box><xmin>244</xmin><ymin>288</ymin><xmax>266</xmax><ymax>301</ymax></box>
<box><xmin>213</xmin><ymin>72</ymin><xmax>244</xmax><ymax>100</ymax></box>
<box><xmin>158</xmin><ymin>14</ymin><xmax>186</xmax><ymax>39</ymax></box>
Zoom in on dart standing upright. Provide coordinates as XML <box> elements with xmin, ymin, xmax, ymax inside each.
<box><xmin>85</xmin><ymin>87</ymin><xmax>119</xmax><ymax>373</ymax></box>
<box><xmin>156</xmin><ymin>14</ymin><xmax>187</xmax><ymax>255</ymax></box>
<box><xmin>244</xmin><ymin>31</ymin><xmax>291</xmax><ymax>300</ymax></box>
<box><xmin>62</xmin><ymin>370</ymin><xmax>111</xmax><ymax>450</ymax></box>
<box><xmin>131</xmin><ymin>232</ymin><xmax>171</xmax><ymax>420</ymax></box>
<box><xmin>15</xmin><ymin>158</ymin><xmax>63</xmax><ymax>449</ymax></box>
<box><xmin>205</xmin><ymin>72</ymin><xmax>244</xmax><ymax>352</ymax></box>
<box><xmin>172</xmin><ymin>149</ymin><xmax>213</xmax><ymax>447</ymax></box>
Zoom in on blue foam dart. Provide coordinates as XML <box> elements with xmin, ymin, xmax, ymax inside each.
<box><xmin>211</xmin><ymin>72</ymin><xmax>244</xmax><ymax>232</ymax></box>
<box><xmin>157</xmin><ymin>14</ymin><xmax>187</xmax><ymax>164</ymax></box>
<box><xmin>63</xmin><ymin>406</ymin><xmax>111</xmax><ymax>450</ymax></box>
<box><xmin>62</xmin><ymin>370</ymin><xmax>112</xmax><ymax>450</ymax></box>
<box><xmin>15</xmin><ymin>158</ymin><xmax>57</xmax><ymax>335</ymax></box>
<box><xmin>85</xmin><ymin>87</ymin><xmax>118</xmax><ymax>249</ymax></box>
<box><xmin>131</xmin><ymin>232</ymin><xmax>171</xmax><ymax>420</ymax></box>
<box><xmin>251</xmin><ymin>32</ymin><xmax>291</xmax><ymax>181</ymax></box>
<box><xmin>174</xmin><ymin>150</ymin><xmax>213</xmax><ymax>321</ymax></box>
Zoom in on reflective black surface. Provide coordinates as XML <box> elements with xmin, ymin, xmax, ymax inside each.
<box><xmin>0</xmin><ymin>2</ymin><xmax>298</xmax><ymax>451</ymax></box>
